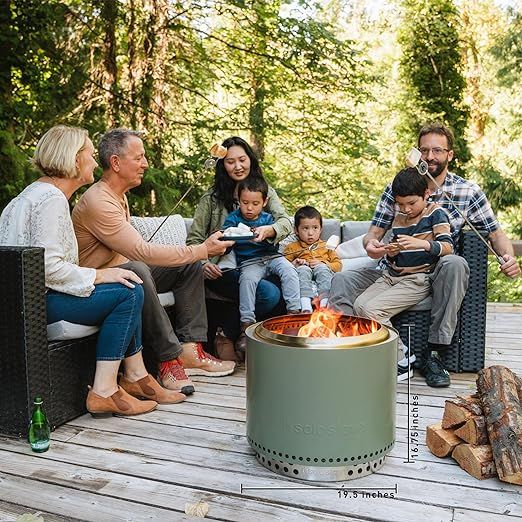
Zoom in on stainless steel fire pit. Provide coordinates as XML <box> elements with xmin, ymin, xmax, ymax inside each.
<box><xmin>246</xmin><ymin>313</ymin><xmax>398</xmax><ymax>481</ymax></box>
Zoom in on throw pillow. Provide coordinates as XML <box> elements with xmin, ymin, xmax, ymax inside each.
<box><xmin>130</xmin><ymin>215</ymin><xmax>187</xmax><ymax>246</ymax></box>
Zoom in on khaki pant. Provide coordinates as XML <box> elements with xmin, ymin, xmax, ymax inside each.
<box><xmin>329</xmin><ymin>255</ymin><xmax>469</xmax><ymax>347</ymax></box>
<box><xmin>353</xmin><ymin>271</ymin><xmax>431</xmax><ymax>359</ymax></box>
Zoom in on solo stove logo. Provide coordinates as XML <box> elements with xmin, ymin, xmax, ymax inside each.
<box><xmin>285</xmin><ymin>420</ymin><xmax>366</xmax><ymax>436</ymax></box>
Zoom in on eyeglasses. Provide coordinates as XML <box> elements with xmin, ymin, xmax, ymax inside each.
<box><xmin>419</xmin><ymin>147</ymin><xmax>450</xmax><ymax>156</ymax></box>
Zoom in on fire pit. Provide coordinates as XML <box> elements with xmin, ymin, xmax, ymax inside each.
<box><xmin>246</xmin><ymin>311</ymin><xmax>398</xmax><ymax>481</ymax></box>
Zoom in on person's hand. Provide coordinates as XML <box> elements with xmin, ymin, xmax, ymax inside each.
<box><xmin>365</xmin><ymin>238</ymin><xmax>388</xmax><ymax>259</ymax></box>
<box><xmin>204</xmin><ymin>231</ymin><xmax>235</xmax><ymax>257</ymax></box>
<box><xmin>499</xmin><ymin>254</ymin><xmax>521</xmax><ymax>278</ymax></box>
<box><xmin>203</xmin><ymin>262</ymin><xmax>223</xmax><ymax>280</ymax></box>
<box><xmin>252</xmin><ymin>225</ymin><xmax>275</xmax><ymax>242</ymax></box>
<box><xmin>395</xmin><ymin>234</ymin><xmax>430</xmax><ymax>251</ymax></box>
<box><xmin>94</xmin><ymin>267</ymin><xmax>143</xmax><ymax>289</ymax></box>
<box><xmin>384</xmin><ymin>241</ymin><xmax>402</xmax><ymax>254</ymax></box>
<box><xmin>292</xmin><ymin>258</ymin><xmax>307</xmax><ymax>266</ymax></box>
<box><xmin>308</xmin><ymin>259</ymin><xmax>323</xmax><ymax>268</ymax></box>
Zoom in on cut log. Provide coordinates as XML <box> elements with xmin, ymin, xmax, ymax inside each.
<box><xmin>426</xmin><ymin>423</ymin><xmax>463</xmax><ymax>457</ymax></box>
<box><xmin>441</xmin><ymin>395</ymin><xmax>483</xmax><ymax>429</ymax></box>
<box><xmin>452</xmin><ymin>444</ymin><xmax>497</xmax><ymax>480</ymax></box>
<box><xmin>454</xmin><ymin>416</ymin><xmax>489</xmax><ymax>445</ymax></box>
<box><xmin>477</xmin><ymin>365</ymin><xmax>522</xmax><ymax>485</ymax></box>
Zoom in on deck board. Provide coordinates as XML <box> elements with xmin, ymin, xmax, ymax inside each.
<box><xmin>1</xmin><ymin>303</ymin><xmax>521</xmax><ymax>522</ymax></box>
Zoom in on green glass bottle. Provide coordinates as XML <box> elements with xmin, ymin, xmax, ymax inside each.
<box><xmin>28</xmin><ymin>396</ymin><xmax>50</xmax><ymax>452</ymax></box>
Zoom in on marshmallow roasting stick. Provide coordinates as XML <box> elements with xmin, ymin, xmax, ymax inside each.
<box><xmin>406</xmin><ymin>147</ymin><xmax>505</xmax><ymax>265</ymax></box>
<box><xmin>220</xmin><ymin>235</ymin><xmax>341</xmax><ymax>274</ymax></box>
<box><xmin>147</xmin><ymin>144</ymin><xmax>228</xmax><ymax>243</ymax></box>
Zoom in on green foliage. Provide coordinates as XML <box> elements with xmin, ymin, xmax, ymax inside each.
<box><xmin>397</xmin><ymin>0</ymin><xmax>470</xmax><ymax>172</ymax></box>
<box><xmin>487</xmin><ymin>256</ymin><xmax>522</xmax><ymax>303</ymax></box>
<box><xmin>491</xmin><ymin>9</ymin><xmax>522</xmax><ymax>89</ymax></box>
<box><xmin>1</xmin><ymin>0</ymin><xmax>521</xmax><ymax>306</ymax></box>
<box><xmin>0</xmin><ymin>130</ymin><xmax>36</xmax><ymax>209</ymax></box>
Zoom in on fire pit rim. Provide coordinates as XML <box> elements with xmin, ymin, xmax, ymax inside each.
<box><xmin>252</xmin><ymin>313</ymin><xmax>390</xmax><ymax>348</ymax></box>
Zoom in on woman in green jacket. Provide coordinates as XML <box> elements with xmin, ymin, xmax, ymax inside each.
<box><xmin>187</xmin><ymin>136</ymin><xmax>293</xmax><ymax>360</ymax></box>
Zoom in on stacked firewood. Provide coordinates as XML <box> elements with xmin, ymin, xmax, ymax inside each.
<box><xmin>426</xmin><ymin>365</ymin><xmax>522</xmax><ymax>484</ymax></box>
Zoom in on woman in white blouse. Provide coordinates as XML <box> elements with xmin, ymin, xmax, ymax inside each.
<box><xmin>0</xmin><ymin>125</ymin><xmax>186</xmax><ymax>416</ymax></box>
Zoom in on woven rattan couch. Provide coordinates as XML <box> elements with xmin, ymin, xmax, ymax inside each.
<box><xmin>0</xmin><ymin>222</ymin><xmax>488</xmax><ymax>436</ymax></box>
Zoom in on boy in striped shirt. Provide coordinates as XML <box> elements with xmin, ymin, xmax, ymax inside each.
<box><xmin>353</xmin><ymin>168</ymin><xmax>453</xmax><ymax>382</ymax></box>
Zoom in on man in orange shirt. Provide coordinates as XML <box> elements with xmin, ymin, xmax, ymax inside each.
<box><xmin>73</xmin><ymin>129</ymin><xmax>236</xmax><ymax>395</ymax></box>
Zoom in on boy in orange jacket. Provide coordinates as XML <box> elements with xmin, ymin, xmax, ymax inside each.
<box><xmin>284</xmin><ymin>206</ymin><xmax>342</xmax><ymax>312</ymax></box>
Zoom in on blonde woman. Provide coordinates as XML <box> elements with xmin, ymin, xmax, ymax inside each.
<box><xmin>0</xmin><ymin>125</ymin><xmax>185</xmax><ymax>416</ymax></box>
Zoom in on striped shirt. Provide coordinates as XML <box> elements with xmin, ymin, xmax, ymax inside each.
<box><xmin>372</xmin><ymin>171</ymin><xmax>499</xmax><ymax>241</ymax></box>
<box><xmin>386</xmin><ymin>203</ymin><xmax>453</xmax><ymax>276</ymax></box>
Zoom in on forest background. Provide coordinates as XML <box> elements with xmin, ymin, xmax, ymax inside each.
<box><xmin>1</xmin><ymin>0</ymin><xmax>521</xmax><ymax>301</ymax></box>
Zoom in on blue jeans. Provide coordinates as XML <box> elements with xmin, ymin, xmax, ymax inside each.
<box><xmin>239</xmin><ymin>257</ymin><xmax>300</xmax><ymax>323</ymax></box>
<box><xmin>205</xmin><ymin>269</ymin><xmax>282</xmax><ymax>340</ymax></box>
<box><xmin>46</xmin><ymin>283</ymin><xmax>144</xmax><ymax>361</ymax></box>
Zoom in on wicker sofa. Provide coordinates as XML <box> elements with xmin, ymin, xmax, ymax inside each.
<box><xmin>0</xmin><ymin>218</ymin><xmax>488</xmax><ymax>436</ymax></box>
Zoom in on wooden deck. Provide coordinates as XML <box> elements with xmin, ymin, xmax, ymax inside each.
<box><xmin>1</xmin><ymin>303</ymin><xmax>521</xmax><ymax>522</ymax></box>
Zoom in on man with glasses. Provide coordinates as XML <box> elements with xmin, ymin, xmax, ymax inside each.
<box><xmin>330</xmin><ymin>123</ymin><xmax>520</xmax><ymax>387</ymax></box>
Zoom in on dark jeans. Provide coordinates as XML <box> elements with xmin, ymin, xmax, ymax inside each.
<box><xmin>120</xmin><ymin>260</ymin><xmax>207</xmax><ymax>362</ymax></box>
<box><xmin>205</xmin><ymin>270</ymin><xmax>284</xmax><ymax>342</ymax></box>
<box><xmin>46</xmin><ymin>283</ymin><xmax>144</xmax><ymax>361</ymax></box>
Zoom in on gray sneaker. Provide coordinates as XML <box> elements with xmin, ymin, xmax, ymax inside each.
<box><xmin>421</xmin><ymin>352</ymin><xmax>450</xmax><ymax>387</ymax></box>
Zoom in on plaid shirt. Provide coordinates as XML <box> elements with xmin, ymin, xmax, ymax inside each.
<box><xmin>371</xmin><ymin>171</ymin><xmax>499</xmax><ymax>242</ymax></box>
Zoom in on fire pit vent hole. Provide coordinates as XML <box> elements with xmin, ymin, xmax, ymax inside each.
<box><xmin>254</xmin><ymin>452</ymin><xmax>387</xmax><ymax>480</ymax></box>
<box><xmin>248</xmin><ymin>436</ymin><xmax>394</xmax><ymax>465</ymax></box>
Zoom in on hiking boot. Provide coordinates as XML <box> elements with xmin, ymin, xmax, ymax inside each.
<box><xmin>180</xmin><ymin>342</ymin><xmax>236</xmax><ymax>377</ymax></box>
<box><xmin>214</xmin><ymin>330</ymin><xmax>239</xmax><ymax>362</ymax></box>
<box><xmin>421</xmin><ymin>352</ymin><xmax>451</xmax><ymax>387</ymax></box>
<box><xmin>158</xmin><ymin>358</ymin><xmax>195</xmax><ymax>395</ymax></box>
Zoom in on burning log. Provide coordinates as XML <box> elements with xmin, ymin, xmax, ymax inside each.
<box><xmin>441</xmin><ymin>395</ymin><xmax>483</xmax><ymax>430</ymax></box>
<box><xmin>477</xmin><ymin>366</ymin><xmax>522</xmax><ymax>485</ymax></box>
<box><xmin>452</xmin><ymin>444</ymin><xmax>497</xmax><ymax>480</ymax></box>
<box><xmin>426</xmin><ymin>423</ymin><xmax>462</xmax><ymax>457</ymax></box>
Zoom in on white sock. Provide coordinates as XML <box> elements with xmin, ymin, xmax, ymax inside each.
<box><xmin>301</xmin><ymin>297</ymin><xmax>312</xmax><ymax>312</ymax></box>
<box><xmin>320</xmin><ymin>297</ymin><xmax>328</xmax><ymax>308</ymax></box>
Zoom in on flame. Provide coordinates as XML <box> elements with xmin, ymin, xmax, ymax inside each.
<box><xmin>298</xmin><ymin>307</ymin><xmax>342</xmax><ymax>337</ymax></box>
<box><xmin>297</xmin><ymin>304</ymin><xmax>380</xmax><ymax>338</ymax></box>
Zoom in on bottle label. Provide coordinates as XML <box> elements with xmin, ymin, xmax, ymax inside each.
<box><xmin>31</xmin><ymin>440</ymin><xmax>50</xmax><ymax>451</ymax></box>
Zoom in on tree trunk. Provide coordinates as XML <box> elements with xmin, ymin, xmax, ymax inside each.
<box><xmin>0</xmin><ymin>0</ymin><xmax>14</xmax><ymax>132</ymax></box>
<box><xmin>102</xmin><ymin>0</ymin><xmax>119</xmax><ymax>126</ymax></box>
<box><xmin>477</xmin><ymin>365</ymin><xmax>522</xmax><ymax>485</ymax></box>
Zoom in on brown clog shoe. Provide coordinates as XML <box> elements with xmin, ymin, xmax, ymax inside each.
<box><xmin>119</xmin><ymin>374</ymin><xmax>186</xmax><ymax>404</ymax></box>
<box><xmin>86</xmin><ymin>386</ymin><xmax>157</xmax><ymax>418</ymax></box>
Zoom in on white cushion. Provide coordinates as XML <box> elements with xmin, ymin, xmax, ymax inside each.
<box><xmin>336</xmin><ymin>234</ymin><xmax>367</xmax><ymax>259</ymax></box>
<box><xmin>341</xmin><ymin>257</ymin><xmax>379</xmax><ymax>272</ymax></box>
<box><xmin>158</xmin><ymin>291</ymin><xmax>175</xmax><ymax>307</ymax></box>
<box><xmin>130</xmin><ymin>215</ymin><xmax>187</xmax><ymax>245</ymax></box>
<box><xmin>47</xmin><ymin>321</ymin><xmax>99</xmax><ymax>341</ymax></box>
